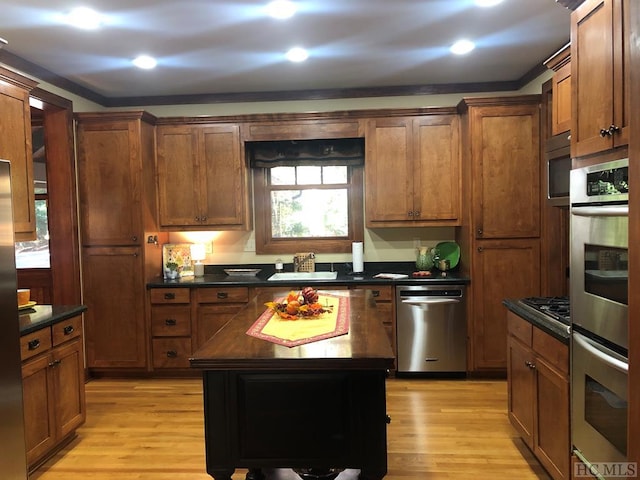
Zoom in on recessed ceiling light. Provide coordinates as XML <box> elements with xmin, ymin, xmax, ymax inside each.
<box><xmin>64</xmin><ymin>7</ymin><xmax>104</xmax><ymax>30</ymax></box>
<box><xmin>266</xmin><ymin>0</ymin><xmax>297</xmax><ymax>19</ymax></box>
<box><xmin>286</xmin><ymin>47</ymin><xmax>308</xmax><ymax>62</ymax></box>
<box><xmin>475</xmin><ymin>0</ymin><xmax>505</xmax><ymax>6</ymax></box>
<box><xmin>450</xmin><ymin>39</ymin><xmax>476</xmax><ymax>55</ymax></box>
<box><xmin>132</xmin><ymin>55</ymin><xmax>157</xmax><ymax>70</ymax></box>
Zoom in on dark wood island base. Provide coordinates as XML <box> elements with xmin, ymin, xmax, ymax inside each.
<box><xmin>191</xmin><ymin>290</ymin><xmax>395</xmax><ymax>480</ymax></box>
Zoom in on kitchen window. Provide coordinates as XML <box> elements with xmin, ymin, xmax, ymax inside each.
<box><xmin>250</xmin><ymin>139</ymin><xmax>364</xmax><ymax>254</ymax></box>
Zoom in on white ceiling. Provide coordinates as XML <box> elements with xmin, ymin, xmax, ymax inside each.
<box><xmin>0</xmin><ymin>0</ymin><xmax>572</xmax><ymax>105</ymax></box>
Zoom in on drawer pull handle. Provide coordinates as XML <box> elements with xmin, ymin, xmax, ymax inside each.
<box><xmin>28</xmin><ymin>339</ymin><xmax>41</xmax><ymax>350</ymax></box>
<box><xmin>63</xmin><ymin>325</ymin><xmax>74</xmax><ymax>335</ymax></box>
<box><xmin>48</xmin><ymin>359</ymin><xmax>61</xmax><ymax>368</ymax></box>
<box><xmin>165</xmin><ymin>319</ymin><xmax>177</xmax><ymax>326</ymax></box>
<box><xmin>164</xmin><ymin>293</ymin><xmax>176</xmax><ymax>300</ymax></box>
<box><xmin>166</xmin><ymin>350</ymin><xmax>178</xmax><ymax>358</ymax></box>
<box><xmin>217</xmin><ymin>292</ymin><xmax>228</xmax><ymax>299</ymax></box>
<box><xmin>372</xmin><ymin>290</ymin><xmax>380</xmax><ymax>297</ymax></box>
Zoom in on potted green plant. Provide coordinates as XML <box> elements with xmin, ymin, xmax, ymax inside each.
<box><xmin>165</xmin><ymin>261</ymin><xmax>180</xmax><ymax>279</ymax></box>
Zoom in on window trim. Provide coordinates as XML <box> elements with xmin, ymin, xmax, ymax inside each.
<box><xmin>253</xmin><ymin>166</ymin><xmax>364</xmax><ymax>254</ymax></box>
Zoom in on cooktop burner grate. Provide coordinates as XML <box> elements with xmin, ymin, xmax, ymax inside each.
<box><xmin>520</xmin><ymin>296</ymin><xmax>570</xmax><ymax>324</ymax></box>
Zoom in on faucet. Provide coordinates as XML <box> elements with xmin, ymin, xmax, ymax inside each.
<box><xmin>293</xmin><ymin>252</ymin><xmax>315</xmax><ymax>272</ymax></box>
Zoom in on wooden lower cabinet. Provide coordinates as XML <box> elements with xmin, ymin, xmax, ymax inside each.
<box><xmin>21</xmin><ymin>316</ymin><xmax>85</xmax><ymax>471</ymax></box>
<box><xmin>194</xmin><ymin>287</ymin><xmax>250</xmax><ymax>351</ymax></box>
<box><xmin>507</xmin><ymin>311</ymin><xmax>570</xmax><ymax>480</ymax></box>
<box><xmin>348</xmin><ymin>285</ymin><xmax>395</xmax><ymax>355</ymax></box>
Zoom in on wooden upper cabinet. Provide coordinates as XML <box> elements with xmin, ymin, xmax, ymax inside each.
<box><xmin>0</xmin><ymin>67</ymin><xmax>38</xmax><ymax>241</ymax></box>
<box><xmin>571</xmin><ymin>0</ymin><xmax>629</xmax><ymax>158</ymax></box>
<box><xmin>156</xmin><ymin>123</ymin><xmax>250</xmax><ymax>230</ymax></box>
<box><xmin>365</xmin><ymin>113</ymin><xmax>460</xmax><ymax>227</ymax></box>
<box><xmin>465</xmin><ymin>100</ymin><xmax>541</xmax><ymax>239</ymax></box>
<box><xmin>76</xmin><ymin>112</ymin><xmax>157</xmax><ymax>246</ymax></box>
<box><xmin>243</xmin><ymin>119</ymin><xmax>363</xmax><ymax>141</ymax></box>
<box><xmin>545</xmin><ymin>44</ymin><xmax>572</xmax><ymax>136</ymax></box>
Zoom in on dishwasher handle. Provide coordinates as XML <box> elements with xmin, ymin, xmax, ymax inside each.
<box><xmin>401</xmin><ymin>298</ymin><xmax>460</xmax><ymax>306</ymax></box>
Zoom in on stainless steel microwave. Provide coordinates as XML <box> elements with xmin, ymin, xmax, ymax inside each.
<box><xmin>546</xmin><ymin>135</ymin><xmax>571</xmax><ymax>206</ymax></box>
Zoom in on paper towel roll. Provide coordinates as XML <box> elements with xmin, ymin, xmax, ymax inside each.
<box><xmin>352</xmin><ymin>241</ymin><xmax>364</xmax><ymax>273</ymax></box>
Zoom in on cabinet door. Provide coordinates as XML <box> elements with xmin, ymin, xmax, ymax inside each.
<box><xmin>535</xmin><ymin>357</ymin><xmax>570</xmax><ymax>480</ymax></box>
<box><xmin>199</xmin><ymin>125</ymin><xmax>247</xmax><ymax>227</ymax></box>
<box><xmin>0</xmin><ymin>74</ymin><xmax>36</xmax><ymax>240</ymax></box>
<box><xmin>471</xmin><ymin>104</ymin><xmax>540</xmax><ymax>239</ymax></box>
<box><xmin>52</xmin><ymin>338</ymin><xmax>86</xmax><ymax>439</ymax></box>
<box><xmin>472</xmin><ymin>239</ymin><xmax>540</xmax><ymax>370</ymax></box>
<box><xmin>507</xmin><ymin>336</ymin><xmax>534</xmax><ymax>448</ymax></box>
<box><xmin>365</xmin><ymin>117</ymin><xmax>414</xmax><ymax>224</ymax></box>
<box><xmin>82</xmin><ymin>247</ymin><xmax>147</xmax><ymax>368</ymax></box>
<box><xmin>156</xmin><ymin>125</ymin><xmax>201</xmax><ymax>227</ymax></box>
<box><xmin>413</xmin><ymin>115</ymin><xmax>460</xmax><ymax>223</ymax></box>
<box><xmin>77</xmin><ymin>120</ymin><xmax>142</xmax><ymax>245</ymax></box>
<box><xmin>22</xmin><ymin>353</ymin><xmax>56</xmax><ymax>465</ymax></box>
<box><xmin>571</xmin><ymin>0</ymin><xmax>629</xmax><ymax>157</ymax></box>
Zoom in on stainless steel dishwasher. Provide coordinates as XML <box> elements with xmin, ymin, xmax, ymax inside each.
<box><xmin>395</xmin><ymin>284</ymin><xmax>467</xmax><ymax>374</ymax></box>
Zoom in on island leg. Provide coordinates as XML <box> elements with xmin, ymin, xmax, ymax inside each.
<box><xmin>246</xmin><ymin>468</ymin><xmax>266</xmax><ymax>480</ymax></box>
<box><xmin>208</xmin><ymin>468</ymin><xmax>235</xmax><ymax>480</ymax></box>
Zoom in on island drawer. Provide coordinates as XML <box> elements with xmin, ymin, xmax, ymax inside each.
<box><xmin>150</xmin><ymin>288</ymin><xmax>191</xmax><ymax>304</ymax></box>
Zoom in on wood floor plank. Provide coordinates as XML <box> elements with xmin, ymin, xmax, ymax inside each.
<box><xmin>29</xmin><ymin>377</ymin><xmax>550</xmax><ymax>480</ymax></box>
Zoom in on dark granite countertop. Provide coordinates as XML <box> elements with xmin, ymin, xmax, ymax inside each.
<box><xmin>503</xmin><ymin>299</ymin><xmax>570</xmax><ymax>344</ymax></box>
<box><xmin>19</xmin><ymin>305</ymin><xmax>87</xmax><ymax>336</ymax></box>
<box><xmin>147</xmin><ymin>262</ymin><xmax>471</xmax><ymax>289</ymax></box>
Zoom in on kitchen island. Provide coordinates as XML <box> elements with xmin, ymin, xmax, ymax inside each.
<box><xmin>190</xmin><ymin>289</ymin><xmax>395</xmax><ymax>480</ymax></box>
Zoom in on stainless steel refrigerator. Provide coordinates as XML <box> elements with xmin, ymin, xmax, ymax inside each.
<box><xmin>0</xmin><ymin>159</ymin><xmax>28</xmax><ymax>479</ymax></box>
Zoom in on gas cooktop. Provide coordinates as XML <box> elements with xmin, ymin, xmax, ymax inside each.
<box><xmin>519</xmin><ymin>296</ymin><xmax>570</xmax><ymax>325</ymax></box>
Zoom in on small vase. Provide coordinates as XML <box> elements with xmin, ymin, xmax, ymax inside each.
<box><xmin>416</xmin><ymin>247</ymin><xmax>434</xmax><ymax>271</ymax></box>
<box><xmin>166</xmin><ymin>270</ymin><xmax>179</xmax><ymax>280</ymax></box>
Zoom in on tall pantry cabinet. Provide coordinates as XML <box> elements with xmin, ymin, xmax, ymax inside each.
<box><xmin>76</xmin><ymin>112</ymin><xmax>163</xmax><ymax>373</ymax></box>
<box><xmin>457</xmin><ymin>96</ymin><xmax>542</xmax><ymax>373</ymax></box>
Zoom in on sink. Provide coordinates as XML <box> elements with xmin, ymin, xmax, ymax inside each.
<box><xmin>267</xmin><ymin>271</ymin><xmax>338</xmax><ymax>281</ymax></box>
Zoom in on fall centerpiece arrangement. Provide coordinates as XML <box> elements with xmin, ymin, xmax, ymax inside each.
<box><xmin>265</xmin><ymin>287</ymin><xmax>333</xmax><ymax>320</ymax></box>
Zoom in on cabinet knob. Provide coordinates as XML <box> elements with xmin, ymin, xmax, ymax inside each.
<box><xmin>477</xmin><ymin>228</ymin><xmax>483</xmax><ymax>236</ymax></box>
<box><xmin>600</xmin><ymin>128</ymin><xmax>612</xmax><ymax>137</ymax></box>
<box><xmin>165</xmin><ymin>318</ymin><xmax>177</xmax><ymax>326</ymax></box>
<box><xmin>525</xmin><ymin>361</ymin><xmax>536</xmax><ymax>370</ymax></box>
<box><xmin>132</xmin><ymin>236</ymin><xmax>138</xmax><ymax>242</ymax></box>
<box><xmin>195</xmin><ymin>216</ymin><xmax>201</xmax><ymax>222</ymax></box>
<box><xmin>217</xmin><ymin>292</ymin><xmax>228</xmax><ymax>299</ymax></box>
<box><xmin>28</xmin><ymin>339</ymin><xmax>41</xmax><ymax>350</ymax></box>
<box><xmin>477</xmin><ymin>246</ymin><xmax>483</xmax><ymax>253</ymax></box>
<box><xmin>166</xmin><ymin>350</ymin><xmax>178</xmax><ymax>358</ymax></box>
<box><xmin>48</xmin><ymin>359</ymin><xmax>62</xmax><ymax>368</ymax></box>
<box><xmin>63</xmin><ymin>325</ymin><xmax>74</xmax><ymax>335</ymax></box>
<box><xmin>414</xmin><ymin>211</ymin><xmax>420</xmax><ymax>218</ymax></box>
<box><xmin>608</xmin><ymin>124</ymin><xmax>621</xmax><ymax>135</ymax></box>
<box><xmin>201</xmin><ymin>215</ymin><xmax>207</xmax><ymax>222</ymax></box>
<box><xmin>408</xmin><ymin>211</ymin><xmax>414</xmax><ymax>217</ymax></box>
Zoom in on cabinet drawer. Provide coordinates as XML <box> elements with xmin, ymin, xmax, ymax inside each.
<box><xmin>152</xmin><ymin>338</ymin><xmax>192</xmax><ymax>369</ymax></box>
<box><xmin>20</xmin><ymin>328</ymin><xmax>53</xmax><ymax>361</ymax></box>
<box><xmin>151</xmin><ymin>306</ymin><xmax>192</xmax><ymax>336</ymax></box>
<box><xmin>532</xmin><ymin>327</ymin><xmax>569</xmax><ymax>375</ymax></box>
<box><xmin>150</xmin><ymin>288</ymin><xmax>191</xmax><ymax>304</ymax></box>
<box><xmin>352</xmin><ymin>285</ymin><xmax>392</xmax><ymax>302</ymax></box>
<box><xmin>197</xmin><ymin>287</ymin><xmax>249</xmax><ymax>304</ymax></box>
<box><xmin>507</xmin><ymin>311</ymin><xmax>532</xmax><ymax>346</ymax></box>
<box><xmin>52</xmin><ymin>316</ymin><xmax>82</xmax><ymax>346</ymax></box>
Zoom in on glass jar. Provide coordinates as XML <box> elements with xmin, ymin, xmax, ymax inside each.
<box><xmin>415</xmin><ymin>246</ymin><xmax>434</xmax><ymax>270</ymax></box>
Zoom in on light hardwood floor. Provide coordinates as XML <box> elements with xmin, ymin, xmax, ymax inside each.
<box><xmin>30</xmin><ymin>377</ymin><xmax>550</xmax><ymax>480</ymax></box>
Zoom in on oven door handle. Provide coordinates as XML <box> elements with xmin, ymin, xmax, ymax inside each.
<box><xmin>571</xmin><ymin>205</ymin><xmax>628</xmax><ymax>217</ymax></box>
<box><xmin>574</xmin><ymin>333</ymin><xmax>628</xmax><ymax>373</ymax></box>
<box><xmin>401</xmin><ymin>298</ymin><xmax>460</xmax><ymax>306</ymax></box>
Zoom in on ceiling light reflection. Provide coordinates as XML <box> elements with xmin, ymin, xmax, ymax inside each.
<box><xmin>475</xmin><ymin>0</ymin><xmax>505</xmax><ymax>7</ymax></box>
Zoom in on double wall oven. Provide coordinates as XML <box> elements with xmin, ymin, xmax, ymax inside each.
<box><xmin>570</xmin><ymin>159</ymin><xmax>629</xmax><ymax>476</ymax></box>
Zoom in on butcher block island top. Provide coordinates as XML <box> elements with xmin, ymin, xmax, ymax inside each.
<box><xmin>190</xmin><ymin>288</ymin><xmax>395</xmax><ymax>370</ymax></box>
<box><xmin>190</xmin><ymin>289</ymin><xmax>395</xmax><ymax>480</ymax></box>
